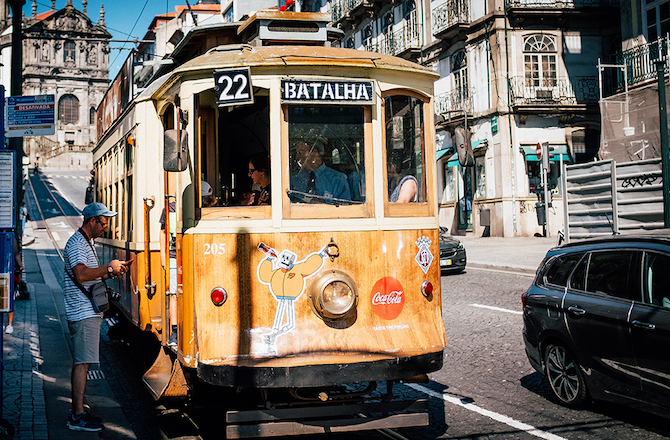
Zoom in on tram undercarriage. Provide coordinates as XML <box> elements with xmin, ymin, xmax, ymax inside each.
<box><xmin>142</xmin><ymin>346</ymin><xmax>433</xmax><ymax>438</ymax></box>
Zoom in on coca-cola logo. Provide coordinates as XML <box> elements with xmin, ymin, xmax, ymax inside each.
<box><xmin>371</xmin><ymin>277</ymin><xmax>405</xmax><ymax>320</ymax></box>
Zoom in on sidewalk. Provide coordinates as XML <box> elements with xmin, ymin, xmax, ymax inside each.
<box><xmin>457</xmin><ymin>234</ymin><xmax>558</xmax><ymax>274</ymax></box>
<box><xmin>2</xmin><ymin>222</ymin><xmax>137</xmax><ymax>440</ymax></box>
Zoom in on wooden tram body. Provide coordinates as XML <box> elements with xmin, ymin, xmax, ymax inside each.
<box><xmin>93</xmin><ymin>11</ymin><xmax>445</xmax><ymax>436</ymax></box>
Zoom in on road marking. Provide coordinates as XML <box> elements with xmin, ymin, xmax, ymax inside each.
<box><xmin>467</xmin><ymin>265</ymin><xmax>535</xmax><ymax>277</ymax></box>
<box><xmin>51</xmin><ymin>231</ymin><xmax>60</xmax><ymax>241</ymax></box>
<box><xmin>470</xmin><ymin>303</ymin><xmax>523</xmax><ymax>315</ymax></box>
<box><xmin>406</xmin><ymin>383</ymin><xmax>567</xmax><ymax>440</ymax></box>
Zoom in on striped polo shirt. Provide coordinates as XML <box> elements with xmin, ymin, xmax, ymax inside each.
<box><xmin>63</xmin><ymin>230</ymin><xmax>103</xmax><ymax>321</ymax></box>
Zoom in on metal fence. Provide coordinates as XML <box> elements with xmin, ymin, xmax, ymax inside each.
<box><xmin>616</xmin><ymin>36</ymin><xmax>670</xmax><ymax>88</ymax></box>
<box><xmin>562</xmin><ymin>158</ymin><xmax>664</xmax><ymax>241</ymax></box>
<box><xmin>432</xmin><ymin>0</ymin><xmax>469</xmax><ymax>36</ymax></box>
<box><xmin>365</xmin><ymin>13</ymin><xmax>421</xmax><ymax>56</ymax></box>
<box><xmin>331</xmin><ymin>0</ymin><xmax>365</xmax><ymax>23</ymax></box>
<box><xmin>434</xmin><ymin>88</ymin><xmax>473</xmax><ymax>115</ymax></box>
<box><xmin>509</xmin><ymin>76</ymin><xmax>599</xmax><ymax>105</ymax></box>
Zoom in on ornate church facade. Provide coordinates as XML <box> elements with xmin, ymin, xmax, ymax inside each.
<box><xmin>0</xmin><ymin>0</ymin><xmax>111</xmax><ymax>169</ymax></box>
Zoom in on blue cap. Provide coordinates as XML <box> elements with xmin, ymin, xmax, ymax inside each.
<box><xmin>82</xmin><ymin>202</ymin><xmax>117</xmax><ymax>220</ymax></box>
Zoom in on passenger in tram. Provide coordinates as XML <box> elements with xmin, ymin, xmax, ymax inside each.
<box><xmin>242</xmin><ymin>154</ymin><xmax>271</xmax><ymax>206</ymax></box>
<box><xmin>387</xmin><ymin>151</ymin><xmax>418</xmax><ymax>203</ymax></box>
<box><xmin>290</xmin><ymin>139</ymin><xmax>351</xmax><ymax>203</ymax></box>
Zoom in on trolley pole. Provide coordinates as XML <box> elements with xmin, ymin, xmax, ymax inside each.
<box><xmin>657</xmin><ymin>59</ymin><xmax>670</xmax><ymax>227</ymax></box>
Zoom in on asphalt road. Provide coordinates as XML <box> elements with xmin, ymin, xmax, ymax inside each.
<box><xmin>411</xmin><ymin>266</ymin><xmax>670</xmax><ymax>440</ymax></box>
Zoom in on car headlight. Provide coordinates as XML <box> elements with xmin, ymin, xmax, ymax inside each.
<box><xmin>457</xmin><ymin>242</ymin><xmax>464</xmax><ymax>250</ymax></box>
<box><xmin>309</xmin><ymin>270</ymin><xmax>358</xmax><ymax>321</ymax></box>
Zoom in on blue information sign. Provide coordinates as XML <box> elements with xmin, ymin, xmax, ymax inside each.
<box><xmin>6</xmin><ymin>94</ymin><xmax>55</xmax><ymax>137</ymax></box>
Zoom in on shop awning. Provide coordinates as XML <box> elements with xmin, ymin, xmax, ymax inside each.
<box><xmin>436</xmin><ymin>147</ymin><xmax>453</xmax><ymax>161</ymax></box>
<box><xmin>521</xmin><ymin>145</ymin><xmax>570</xmax><ymax>162</ymax></box>
<box><xmin>445</xmin><ymin>139</ymin><xmax>488</xmax><ymax>167</ymax></box>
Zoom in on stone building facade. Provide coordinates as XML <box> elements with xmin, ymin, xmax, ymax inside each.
<box><xmin>0</xmin><ymin>0</ymin><xmax>111</xmax><ymax>169</ymax></box>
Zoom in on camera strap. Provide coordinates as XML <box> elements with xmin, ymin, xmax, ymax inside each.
<box><xmin>65</xmin><ymin>229</ymin><xmax>105</xmax><ymax>299</ymax></box>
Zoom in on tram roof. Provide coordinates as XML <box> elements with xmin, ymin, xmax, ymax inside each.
<box><xmin>145</xmin><ymin>44</ymin><xmax>439</xmax><ymax>101</ymax></box>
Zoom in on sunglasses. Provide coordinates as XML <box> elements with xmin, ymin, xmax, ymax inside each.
<box><xmin>95</xmin><ymin>218</ymin><xmax>109</xmax><ymax>228</ymax></box>
<box><xmin>248</xmin><ymin>168</ymin><xmax>257</xmax><ymax>175</ymax></box>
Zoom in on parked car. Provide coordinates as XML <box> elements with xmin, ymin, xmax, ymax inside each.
<box><xmin>439</xmin><ymin>227</ymin><xmax>466</xmax><ymax>274</ymax></box>
<box><xmin>522</xmin><ymin>233</ymin><xmax>670</xmax><ymax>416</ymax></box>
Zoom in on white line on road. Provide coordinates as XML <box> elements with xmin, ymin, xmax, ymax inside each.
<box><xmin>50</xmin><ymin>231</ymin><xmax>60</xmax><ymax>241</ymax></box>
<box><xmin>470</xmin><ymin>303</ymin><xmax>523</xmax><ymax>315</ymax></box>
<box><xmin>405</xmin><ymin>383</ymin><xmax>568</xmax><ymax>440</ymax></box>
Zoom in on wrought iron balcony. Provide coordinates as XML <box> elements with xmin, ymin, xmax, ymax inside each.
<box><xmin>330</xmin><ymin>0</ymin><xmax>366</xmax><ymax>24</ymax></box>
<box><xmin>435</xmin><ymin>88</ymin><xmax>473</xmax><ymax>115</ymax></box>
<box><xmin>504</xmin><ymin>0</ymin><xmax>619</xmax><ymax>8</ymax></box>
<box><xmin>364</xmin><ymin>13</ymin><xmax>421</xmax><ymax>57</ymax></box>
<box><xmin>432</xmin><ymin>0</ymin><xmax>469</xmax><ymax>38</ymax></box>
<box><xmin>616</xmin><ymin>36</ymin><xmax>670</xmax><ymax>88</ymax></box>
<box><xmin>509</xmin><ymin>76</ymin><xmax>599</xmax><ymax>106</ymax></box>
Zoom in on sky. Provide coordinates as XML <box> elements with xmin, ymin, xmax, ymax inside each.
<box><xmin>24</xmin><ymin>0</ymin><xmax>188</xmax><ymax>79</ymax></box>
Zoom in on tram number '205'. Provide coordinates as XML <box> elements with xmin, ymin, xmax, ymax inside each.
<box><xmin>204</xmin><ymin>243</ymin><xmax>226</xmax><ymax>255</ymax></box>
<box><xmin>214</xmin><ymin>69</ymin><xmax>253</xmax><ymax>106</ymax></box>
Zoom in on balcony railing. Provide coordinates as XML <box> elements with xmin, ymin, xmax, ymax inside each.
<box><xmin>365</xmin><ymin>13</ymin><xmax>421</xmax><ymax>56</ymax></box>
<box><xmin>435</xmin><ymin>88</ymin><xmax>473</xmax><ymax>115</ymax></box>
<box><xmin>616</xmin><ymin>36</ymin><xmax>670</xmax><ymax>88</ymax></box>
<box><xmin>432</xmin><ymin>0</ymin><xmax>469</xmax><ymax>36</ymax></box>
<box><xmin>331</xmin><ymin>0</ymin><xmax>365</xmax><ymax>23</ymax></box>
<box><xmin>504</xmin><ymin>0</ymin><xmax>619</xmax><ymax>8</ymax></box>
<box><xmin>509</xmin><ymin>76</ymin><xmax>599</xmax><ymax>106</ymax></box>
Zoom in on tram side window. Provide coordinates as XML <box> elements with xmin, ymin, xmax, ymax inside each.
<box><xmin>288</xmin><ymin>106</ymin><xmax>364</xmax><ymax>204</ymax></box>
<box><xmin>384</xmin><ymin>95</ymin><xmax>426</xmax><ymax>203</ymax></box>
<box><xmin>207</xmin><ymin>95</ymin><xmax>270</xmax><ymax>207</ymax></box>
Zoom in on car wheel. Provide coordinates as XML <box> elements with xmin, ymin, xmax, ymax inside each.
<box><xmin>544</xmin><ymin>343</ymin><xmax>588</xmax><ymax>407</ymax></box>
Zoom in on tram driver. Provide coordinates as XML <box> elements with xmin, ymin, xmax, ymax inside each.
<box><xmin>290</xmin><ymin>139</ymin><xmax>351</xmax><ymax>204</ymax></box>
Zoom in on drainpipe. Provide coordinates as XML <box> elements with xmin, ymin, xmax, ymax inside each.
<box><xmin>503</xmin><ymin>1</ymin><xmax>517</xmax><ymax>235</ymax></box>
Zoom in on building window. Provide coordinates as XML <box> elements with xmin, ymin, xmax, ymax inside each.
<box><xmin>59</xmin><ymin>95</ymin><xmax>79</xmax><ymax>125</ymax></box>
<box><xmin>523</xmin><ymin>35</ymin><xmax>557</xmax><ymax>87</ymax></box>
<box><xmin>90</xmin><ymin>107</ymin><xmax>96</xmax><ymax>125</ymax></box>
<box><xmin>452</xmin><ymin>50</ymin><xmax>469</xmax><ymax>105</ymax></box>
<box><xmin>362</xmin><ymin>24</ymin><xmax>373</xmax><ymax>50</ymax></box>
<box><xmin>382</xmin><ymin>11</ymin><xmax>394</xmax><ymax>34</ymax></box>
<box><xmin>345</xmin><ymin>36</ymin><xmax>355</xmax><ymax>48</ymax></box>
<box><xmin>442</xmin><ymin>163</ymin><xmax>455</xmax><ymax>203</ymax></box>
<box><xmin>403</xmin><ymin>0</ymin><xmax>416</xmax><ymax>19</ymax></box>
<box><xmin>644</xmin><ymin>0</ymin><xmax>670</xmax><ymax>42</ymax></box>
<box><xmin>475</xmin><ymin>155</ymin><xmax>486</xmax><ymax>199</ymax></box>
<box><xmin>64</xmin><ymin>40</ymin><xmax>76</xmax><ymax>64</ymax></box>
<box><xmin>223</xmin><ymin>5</ymin><xmax>234</xmax><ymax>22</ymax></box>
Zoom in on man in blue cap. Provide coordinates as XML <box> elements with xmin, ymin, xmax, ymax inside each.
<box><xmin>63</xmin><ymin>202</ymin><xmax>127</xmax><ymax>431</ymax></box>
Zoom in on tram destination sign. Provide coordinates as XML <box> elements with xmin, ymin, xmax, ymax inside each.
<box><xmin>5</xmin><ymin>94</ymin><xmax>55</xmax><ymax>137</ymax></box>
<box><xmin>281</xmin><ymin>79</ymin><xmax>374</xmax><ymax>104</ymax></box>
<box><xmin>214</xmin><ymin>68</ymin><xmax>254</xmax><ymax>107</ymax></box>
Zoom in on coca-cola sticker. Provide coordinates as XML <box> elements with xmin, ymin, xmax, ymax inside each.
<box><xmin>371</xmin><ymin>277</ymin><xmax>405</xmax><ymax>320</ymax></box>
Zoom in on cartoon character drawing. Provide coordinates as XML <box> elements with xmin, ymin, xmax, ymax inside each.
<box><xmin>253</xmin><ymin>243</ymin><xmax>325</xmax><ymax>353</ymax></box>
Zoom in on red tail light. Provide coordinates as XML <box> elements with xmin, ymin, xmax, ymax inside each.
<box><xmin>211</xmin><ymin>287</ymin><xmax>227</xmax><ymax>306</ymax></box>
<box><xmin>421</xmin><ymin>280</ymin><xmax>433</xmax><ymax>297</ymax></box>
<box><xmin>521</xmin><ymin>291</ymin><xmax>528</xmax><ymax>310</ymax></box>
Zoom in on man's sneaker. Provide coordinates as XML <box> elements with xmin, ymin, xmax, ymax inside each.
<box><xmin>167</xmin><ymin>331</ymin><xmax>177</xmax><ymax>347</ymax></box>
<box><xmin>66</xmin><ymin>411</ymin><xmax>104</xmax><ymax>432</ymax></box>
<box><xmin>4</xmin><ymin>325</ymin><xmax>13</xmax><ymax>334</ymax></box>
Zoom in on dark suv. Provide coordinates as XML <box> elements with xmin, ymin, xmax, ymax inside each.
<box><xmin>522</xmin><ymin>234</ymin><xmax>670</xmax><ymax>415</ymax></box>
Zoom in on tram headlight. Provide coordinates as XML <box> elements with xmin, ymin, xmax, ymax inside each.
<box><xmin>309</xmin><ymin>270</ymin><xmax>358</xmax><ymax>321</ymax></box>
<box><xmin>211</xmin><ymin>287</ymin><xmax>228</xmax><ymax>306</ymax></box>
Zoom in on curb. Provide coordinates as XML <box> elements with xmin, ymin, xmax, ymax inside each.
<box><xmin>467</xmin><ymin>262</ymin><xmax>538</xmax><ymax>275</ymax></box>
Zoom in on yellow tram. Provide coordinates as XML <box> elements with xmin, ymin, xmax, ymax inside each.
<box><xmin>93</xmin><ymin>11</ymin><xmax>445</xmax><ymax>437</ymax></box>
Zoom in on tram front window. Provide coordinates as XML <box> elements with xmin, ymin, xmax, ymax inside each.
<box><xmin>288</xmin><ymin>106</ymin><xmax>365</xmax><ymax>204</ymax></box>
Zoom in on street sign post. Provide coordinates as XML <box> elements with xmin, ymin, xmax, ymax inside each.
<box><xmin>5</xmin><ymin>94</ymin><xmax>55</xmax><ymax>138</ymax></box>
